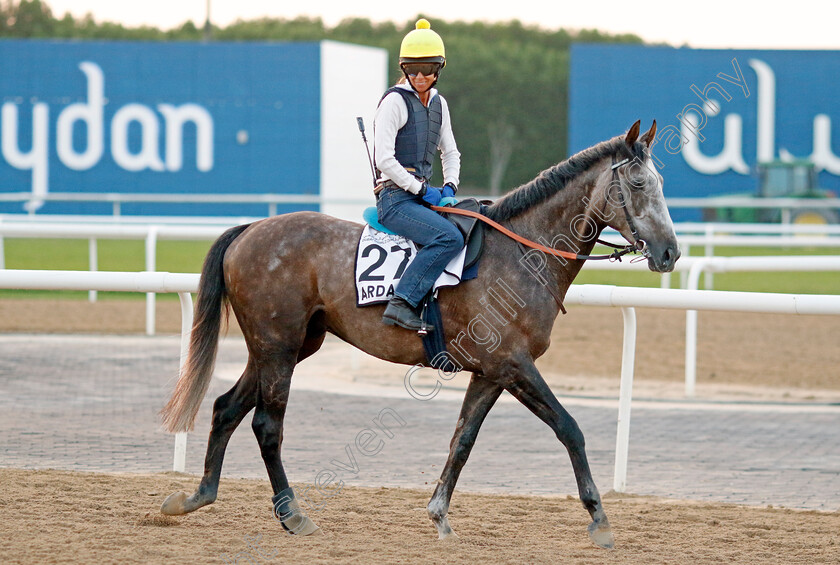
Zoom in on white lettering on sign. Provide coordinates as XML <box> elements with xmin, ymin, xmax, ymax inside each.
<box><xmin>1</xmin><ymin>102</ymin><xmax>49</xmax><ymax>212</ymax></box>
<box><xmin>112</xmin><ymin>103</ymin><xmax>166</xmax><ymax>172</ymax></box>
<box><xmin>0</xmin><ymin>61</ymin><xmax>215</xmax><ymax>212</ymax></box>
<box><xmin>673</xmin><ymin>58</ymin><xmax>840</xmax><ymax>176</ymax></box>
<box><xmin>56</xmin><ymin>61</ymin><xmax>104</xmax><ymax>171</ymax></box>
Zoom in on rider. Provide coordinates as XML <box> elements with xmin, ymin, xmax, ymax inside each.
<box><xmin>374</xmin><ymin>19</ymin><xmax>463</xmax><ymax>332</ymax></box>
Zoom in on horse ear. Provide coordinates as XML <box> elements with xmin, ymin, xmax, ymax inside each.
<box><xmin>625</xmin><ymin>120</ymin><xmax>641</xmax><ymax>148</ymax></box>
<box><xmin>639</xmin><ymin>120</ymin><xmax>657</xmax><ymax>147</ymax></box>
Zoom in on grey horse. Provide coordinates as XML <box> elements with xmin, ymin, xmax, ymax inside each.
<box><xmin>159</xmin><ymin>120</ymin><xmax>678</xmax><ymax>549</ymax></box>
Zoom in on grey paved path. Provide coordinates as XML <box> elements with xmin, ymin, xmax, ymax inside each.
<box><xmin>1</xmin><ymin>335</ymin><xmax>838</xmax><ymax>511</ymax></box>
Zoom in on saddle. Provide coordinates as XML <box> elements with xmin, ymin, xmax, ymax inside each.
<box><xmin>362</xmin><ymin>198</ymin><xmax>486</xmax><ymax>271</ymax></box>
<box><xmin>360</xmin><ymin>198</ymin><xmax>487</xmax><ymax>367</ymax></box>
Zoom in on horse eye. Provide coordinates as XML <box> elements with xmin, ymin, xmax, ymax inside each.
<box><xmin>627</xmin><ymin>175</ymin><xmax>647</xmax><ymax>190</ymax></box>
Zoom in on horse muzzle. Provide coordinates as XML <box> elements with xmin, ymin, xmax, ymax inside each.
<box><xmin>646</xmin><ymin>241</ymin><xmax>680</xmax><ymax>273</ymax></box>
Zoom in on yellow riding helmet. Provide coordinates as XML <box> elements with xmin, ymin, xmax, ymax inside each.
<box><xmin>399</xmin><ymin>19</ymin><xmax>446</xmax><ymax>67</ymax></box>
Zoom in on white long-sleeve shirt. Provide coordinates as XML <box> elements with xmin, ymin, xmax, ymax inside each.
<box><xmin>373</xmin><ymin>83</ymin><xmax>461</xmax><ymax>194</ymax></box>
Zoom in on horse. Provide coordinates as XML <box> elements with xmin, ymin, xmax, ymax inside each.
<box><xmin>159</xmin><ymin>120</ymin><xmax>679</xmax><ymax>549</ymax></box>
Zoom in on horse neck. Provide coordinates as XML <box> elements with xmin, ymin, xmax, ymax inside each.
<box><xmin>512</xmin><ymin>162</ymin><xmax>609</xmax><ymax>289</ymax></box>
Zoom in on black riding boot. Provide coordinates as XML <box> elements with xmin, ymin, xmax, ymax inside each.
<box><xmin>382</xmin><ymin>296</ymin><xmax>434</xmax><ymax>332</ymax></box>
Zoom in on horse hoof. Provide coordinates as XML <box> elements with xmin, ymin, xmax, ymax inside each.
<box><xmin>588</xmin><ymin>521</ymin><xmax>615</xmax><ymax>549</ymax></box>
<box><xmin>283</xmin><ymin>514</ymin><xmax>322</xmax><ymax>536</ymax></box>
<box><xmin>438</xmin><ymin>530</ymin><xmax>460</xmax><ymax>542</ymax></box>
<box><xmin>160</xmin><ymin>491</ymin><xmax>189</xmax><ymax>515</ymax></box>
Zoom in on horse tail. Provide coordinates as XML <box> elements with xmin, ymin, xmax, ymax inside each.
<box><xmin>161</xmin><ymin>223</ymin><xmax>251</xmax><ymax>433</ymax></box>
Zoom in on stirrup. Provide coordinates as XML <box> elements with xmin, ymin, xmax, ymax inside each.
<box><xmin>418</xmin><ymin>300</ymin><xmax>430</xmax><ymax>336</ymax></box>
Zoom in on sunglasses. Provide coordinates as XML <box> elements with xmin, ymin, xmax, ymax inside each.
<box><xmin>402</xmin><ymin>63</ymin><xmax>441</xmax><ymax>77</ymax></box>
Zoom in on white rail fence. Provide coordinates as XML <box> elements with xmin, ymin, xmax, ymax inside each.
<box><xmin>0</xmin><ymin>270</ymin><xmax>196</xmax><ymax>473</ymax></box>
<box><xmin>1</xmin><ymin>269</ymin><xmax>839</xmax><ymax>492</ymax></box>
<box><xmin>2</xmin><ymin>216</ymin><xmax>839</xmax><ymax>298</ymax></box>
<box><xmin>0</xmin><ymin>221</ymin><xmax>231</xmax><ymax>334</ymax></box>
<box><xmin>564</xmin><ymin>283</ymin><xmax>840</xmax><ymax>491</ymax></box>
<box><xmin>597</xmin><ymin>223</ymin><xmax>840</xmax><ymax>290</ymax></box>
<box><xmin>2</xmin><ymin>218</ymin><xmax>838</xmax><ymax>393</ymax></box>
<box><xmin>582</xmin><ymin>255</ymin><xmax>840</xmax><ymax>395</ymax></box>
<box><xmin>2</xmin><ymin>219</ymin><xmax>838</xmax><ymax>393</ymax></box>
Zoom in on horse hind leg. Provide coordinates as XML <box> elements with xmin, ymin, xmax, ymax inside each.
<box><xmin>251</xmin><ymin>352</ymin><xmax>321</xmax><ymax>536</ymax></box>
<box><xmin>161</xmin><ymin>362</ymin><xmax>258</xmax><ymax>515</ymax></box>
<box><xmin>428</xmin><ymin>373</ymin><xmax>503</xmax><ymax>540</ymax></box>
<box><xmin>297</xmin><ymin>310</ymin><xmax>326</xmax><ymax>363</ymax></box>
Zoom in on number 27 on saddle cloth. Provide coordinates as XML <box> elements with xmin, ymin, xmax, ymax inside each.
<box><xmin>355</xmin><ymin>199</ymin><xmax>485</xmax><ymax>307</ymax></box>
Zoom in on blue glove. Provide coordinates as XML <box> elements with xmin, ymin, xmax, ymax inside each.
<box><xmin>420</xmin><ymin>184</ymin><xmax>443</xmax><ymax>206</ymax></box>
<box><xmin>442</xmin><ymin>183</ymin><xmax>457</xmax><ymax>198</ymax></box>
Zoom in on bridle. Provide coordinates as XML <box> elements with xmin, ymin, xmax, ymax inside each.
<box><xmin>608</xmin><ymin>154</ymin><xmax>650</xmax><ymax>260</ymax></box>
<box><xmin>430</xmin><ymin>153</ymin><xmax>651</xmax><ymax>262</ymax></box>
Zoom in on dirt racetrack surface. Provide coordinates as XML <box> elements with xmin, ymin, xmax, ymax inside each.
<box><xmin>0</xmin><ymin>468</ymin><xmax>838</xmax><ymax>565</ymax></box>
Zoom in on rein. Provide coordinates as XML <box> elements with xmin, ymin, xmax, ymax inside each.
<box><xmin>430</xmin><ymin>155</ymin><xmax>648</xmax><ymax>262</ymax></box>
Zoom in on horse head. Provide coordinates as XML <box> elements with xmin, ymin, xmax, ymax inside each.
<box><xmin>597</xmin><ymin>120</ymin><xmax>680</xmax><ymax>272</ymax></box>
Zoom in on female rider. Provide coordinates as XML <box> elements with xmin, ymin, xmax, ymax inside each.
<box><xmin>374</xmin><ymin>19</ymin><xmax>463</xmax><ymax>332</ymax></box>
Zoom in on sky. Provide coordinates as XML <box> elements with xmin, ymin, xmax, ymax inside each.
<box><xmin>42</xmin><ymin>0</ymin><xmax>839</xmax><ymax>50</ymax></box>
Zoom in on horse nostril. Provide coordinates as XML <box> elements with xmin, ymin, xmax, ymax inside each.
<box><xmin>663</xmin><ymin>246</ymin><xmax>679</xmax><ymax>266</ymax></box>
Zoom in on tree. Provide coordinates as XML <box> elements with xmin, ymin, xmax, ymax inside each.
<box><xmin>488</xmin><ymin>119</ymin><xmax>516</xmax><ymax>196</ymax></box>
<box><xmin>0</xmin><ymin>0</ymin><xmax>55</xmax><ymax>37</ymax></box>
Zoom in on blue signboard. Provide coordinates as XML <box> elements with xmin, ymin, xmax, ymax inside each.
<box><xmin>0</xmin><ymin>40</ymin><xmax>321</xmax><ymax>216</ymax></box>
<box><xmin>570</xmin><ymin>45</ymin><xmax>840</xmax><ymax>220</ymax></box>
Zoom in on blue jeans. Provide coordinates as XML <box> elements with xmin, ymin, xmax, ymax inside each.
<box><xmin>376</xmin><ymin>186</ymin><xmax>464</xmax><ymax>307</ymax></box>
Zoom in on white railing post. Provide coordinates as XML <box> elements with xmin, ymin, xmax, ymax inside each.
<box><xmin>173</xmin><ymin>291</ymin><xmax>194</xmax><ymax>473</ymax></box>
<box><xmin>685</xmin><ymin>310</ymin><xmax>698</xmax><ymax>397</ymax></box>
<box><xmin>685</xmin><ymin>259</ymin><xmax>711</xmax><ymax>397</ymax></box>
<box><xmin>173</xmin><ymin>432</ymin><xmax>188</xmax><ymax>474</ymax></box>
<box><xmin>88</xmin><ymin>238</ymin><xmax>98</xmax><ymax>303</ymax></box>
<box><xmin>679</xmin><ymin>243</ymin><xmax>691</xmax><ymax>288</ymax></box>
<box><xmin>613</xmin><ymin>306</ymin><xmax>637</xmax><ymax>493</ymax></box>
<box><xmin>781</xmin><ymin>208</ymin><xmax>791</xmax><ymax>225</ymax></box>
<box><xmin>704</xmin><ymin>225</ymin><xmax>714</xmax><ymax>290</ymax></box>
<box><xmin>145</xmin><ymin>228</ymin><xmax>158</xmax><ymax>336</ymax></box>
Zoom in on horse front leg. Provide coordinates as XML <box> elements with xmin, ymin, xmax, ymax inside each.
<box><xmin>492</xmin><ymin>355</ymin><xmax>614</xmax><ymax>549</ymax></box>
<box><xmin>428</xmin><ymin>373</ymin><xmax>503</xmax><ymax>540</ymax></box>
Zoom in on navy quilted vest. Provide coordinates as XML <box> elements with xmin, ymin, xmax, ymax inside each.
<box><xmin>377</xmin><ymin>87</ymin><xmax>443</xmax><ymax>181</ymax></box>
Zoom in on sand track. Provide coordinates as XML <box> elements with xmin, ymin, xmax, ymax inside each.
<box><xmin>0</xmin><ymin>469</ymin><xmax>837</xmax><ymax>565</ymax></box>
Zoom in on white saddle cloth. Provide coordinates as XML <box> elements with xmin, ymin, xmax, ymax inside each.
<box><xmin>355</xmin><ymin>225</ymin><xmax>466</xmax><ymax>306</ymax></box>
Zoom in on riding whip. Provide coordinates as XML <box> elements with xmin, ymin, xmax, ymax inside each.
<box><xmin>356</xmin><ymin>117</ymin><xmax>377</xmax><ymax>187</ymax></box>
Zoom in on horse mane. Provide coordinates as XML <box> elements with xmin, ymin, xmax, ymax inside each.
<box><xmin>485</xmin><ymin>135</ymin><xmax>646</xmax><ymax>221</ymax></box>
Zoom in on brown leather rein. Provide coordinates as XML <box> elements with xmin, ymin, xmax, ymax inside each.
<box><xmin>430</xmin><ymin>209</ymin><xmax>638</xmax><ymax>262</ymax></box>
<box><xmin>431</xmin><ymin>155</ymin><xmax>651</xmax><ymax>262</ymax></box>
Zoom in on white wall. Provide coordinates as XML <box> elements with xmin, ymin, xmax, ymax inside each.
<box><xmin>320</xmin><ymin>41</ymin><xmax>388</xmax><ymax>221</ymax></box>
